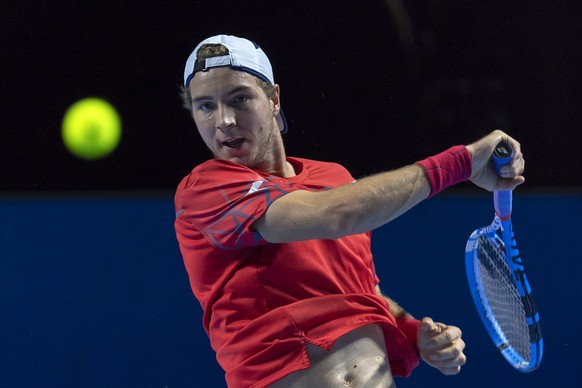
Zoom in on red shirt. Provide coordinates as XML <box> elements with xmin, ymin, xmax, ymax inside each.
<box><xmin>174</xmin><ymin>157</ymin><xmax>420</xmax><ymax>387</ymax></box>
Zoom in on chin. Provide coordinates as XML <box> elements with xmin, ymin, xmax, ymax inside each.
<box><xmin>222</xmin><ymin>154</ymin><xmax>252</xmax><ymax>167</ymax></box>
<box><xmin>217</xmin><ymin>147</ymin><xmax>247</xmax><ymax>160</ymax></box>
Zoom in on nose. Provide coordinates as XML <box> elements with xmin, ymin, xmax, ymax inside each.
<box><xmin>216</xmin><ymin>104</ymin><xmax>236</xmax><ymax>132</ymax></box>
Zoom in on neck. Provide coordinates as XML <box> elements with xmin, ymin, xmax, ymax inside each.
<box><xmin>278</xmin><ymin>159</ymin><xmax>296</xmax><ymax>178</ymax></box>
<box><xmin>259</xmin><ymin>153</ymin><xmax>295</xmax><ymax>178</ymax></box>
<box><xmin>264</xmin><ymin>129</ymin><xmax>296</xmax><ymax>178</ymax></box>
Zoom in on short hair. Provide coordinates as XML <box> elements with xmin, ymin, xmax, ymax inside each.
<box><xmin>180</xmin><ymin>44</ymin><xmax>275</xmax><ymax>111</ymax></box>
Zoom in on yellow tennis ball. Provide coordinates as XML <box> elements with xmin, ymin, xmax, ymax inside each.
<box><xmin>62</xmin><ymin>98</ymin><xmax>122</xmax><ymax>160</ymax></box>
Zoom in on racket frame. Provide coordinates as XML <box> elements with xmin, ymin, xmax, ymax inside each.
<box><xmin>465</xmin><ymin>215</ymin><xmax>542</xmax><ymax>372</ymax></box>
<box><xmin>464</xmin><ymin>141</ymin><xmax>542</xmax><ymax>372</ymax></box>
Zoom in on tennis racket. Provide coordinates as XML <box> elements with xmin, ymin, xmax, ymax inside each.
<box><xmin>465</xmin><ymin>140</ymin><xmax>542</xmax><ymax>372</ymax></box>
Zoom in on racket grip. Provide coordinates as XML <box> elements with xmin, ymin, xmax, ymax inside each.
<box><xmin>494</xmin><ymin>191</ymin><xmax>512</xmax><ymax>218</ymax></box>
<box><xmin>492</xmin><ymin>140</ymin><xmax>514</xmax><ymax>217</ymax></box>
<box><xmin>492</xmin><ymin>140</ymin><xmax>514</xmax><ymax>177</ymax></box>
<box><xmin>491</xmin><ymin>140</ymin><xmax>514</xmax><ymax>219</ymax></box>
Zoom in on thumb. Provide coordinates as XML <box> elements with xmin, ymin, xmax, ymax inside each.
<box><xmin>420</xmin><ymin>317</ymin><xmax>437</xmax><ymax>333</ymax></box>
<box><xmin>498</xmin><ymin>175</ymin><xmax>526</xmax><ymax>191</ymax></box>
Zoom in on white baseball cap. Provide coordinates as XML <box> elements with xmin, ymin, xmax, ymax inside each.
<box><xmin>183</xmin><ymin>35</ymin><xmax>288</xmax><ymax>134</ymax></box>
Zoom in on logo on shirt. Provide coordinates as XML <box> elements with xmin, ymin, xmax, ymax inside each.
<box><xmin>246</xmin><ymin>180</ymin><xmax>267</xmax><ymax>196</ymax></box>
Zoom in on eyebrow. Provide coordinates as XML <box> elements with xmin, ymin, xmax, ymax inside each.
<box><xmin>191</xmin><ymin>86</ymin><xmax>254</xmax><ymax>104</ymax></box>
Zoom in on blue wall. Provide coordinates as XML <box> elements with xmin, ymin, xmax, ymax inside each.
<box><xmin>1</xmin><ymin>193</ymin><xmax>580</xmax><ymax>387</ymax></box>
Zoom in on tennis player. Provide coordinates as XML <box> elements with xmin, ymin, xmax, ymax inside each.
<box><xmin>174</xmin><ymin>35</ymin><xmax>525</xmax><ymax>387</ymax></box>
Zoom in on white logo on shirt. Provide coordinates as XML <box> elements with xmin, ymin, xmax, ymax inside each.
<box><xmin>246</xmin><ymin>180</ymin><xmax>267</xmax><ymax>196</ymax></box>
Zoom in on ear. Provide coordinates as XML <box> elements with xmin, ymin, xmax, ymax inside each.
<box><xmin>271</xmin><ymin>84</ymin><xmax>281</xmax><ymax>117</ymax></box>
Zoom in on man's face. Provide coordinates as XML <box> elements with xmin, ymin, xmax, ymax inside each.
<box><xmin>188</xmin><ymin>67</ymin><xmax>281</xmax><ymax>170</ymax></box>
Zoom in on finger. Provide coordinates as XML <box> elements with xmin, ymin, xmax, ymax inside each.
<box><xmin>515</xmin><ymin>153</ymin><xmax>525</xmax><ymax>175</ymax></box>
<box><xmin>439</xmin><ymin>365</ymin><xmax>462</xmax><ymax>376</ymax></box>
<box><xmin>427</xmin><ymin>342</ymin><xmax>465</xmax><ymax>363</ymax></box>
<box><xmin>499</xmin><ymin>159</ymin><xmax>524</xmax><ymax>178</ymax></box>
<box><xmin>503</xmin><ymin>137</ymin><xmax>525</xmax><ymax>176</ymax></box>
<box><xmin>433</xmin><ymin>326</ymin><xmax>462</xmax><ymax>346</ymax></box>
<box><xmin>510</xmin><ymin>151</ymin><xmax>524</xmax><ymax>172</ymax></box>
<box><xmin>501</xmin><ymin>133</ymin><xmax>521</xmax><ymax>152</ymax></box>
<box><xmin>420</xmin><ymin>317</ymin><xmax>435</xmax><ymax>331</ymax></box>
<box><xmin>425</xmin><ymin>326</ymin><xmax>462</xmax><ymax>350</ymax></box>
<box><xmin>498</xmin><ymin>149</ymin><xmax>520</xmax><ymax>169</ymax></box>
<box><xmin>429</xmin><ymin>346</ymin><xmax>467</xmax><ymax>373</ymax></box>
<box><xmin>420</xmin><ymin>317</ymin><xmax>441</xmax><ymax>334</ymax></box>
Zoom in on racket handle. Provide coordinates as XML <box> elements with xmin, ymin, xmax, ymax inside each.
<box><xmin>494</xmin><ymin>190</ymin><xmax>512</xmax><ymax>218</ymax></box>
<box><xmin>492</xmin><ymin>140</ymin><xmax>514</xmax><ymax>217</ymax></box>
<box><xmin>492</xmin><ymin>140</ymin><xmax>514</xmax><ymax>176</ymax></box>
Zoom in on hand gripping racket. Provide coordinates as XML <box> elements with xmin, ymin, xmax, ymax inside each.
<box><xmin>465</xmin><ymin>140</ymin><xmax>543</xmax><ymax>372</ymax></box>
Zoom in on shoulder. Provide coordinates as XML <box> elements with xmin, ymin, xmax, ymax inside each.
<box><xmin>174</xmin><ymin>159</ymin><xmax>264</xmax><ymax>208</ymax></box>
<box><xmin>290</xmin><ymin>157</ymin><xmax>349</xmax><ymax>171</ymax></box>
<box><xmin>179</xmin><ymin>159</ymin><xmax>260</xmax><ymax>189</ymax></box>
<box><xmin>289</xmin><ymin>157</ymin><xmax>355</xmax><ymax>186</ymax></box>
<box><xmin>176</xmin><ymin>159</ymin><xmax>268</xmax><ymax>197</ymax></box>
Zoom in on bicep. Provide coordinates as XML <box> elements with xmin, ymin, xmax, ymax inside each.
<box><xmin>251</xmin><ymin>189</ymin><xmax>345</xmax><ymax>243</ymax></box>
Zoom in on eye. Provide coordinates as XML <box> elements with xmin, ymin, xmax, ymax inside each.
<box><xmin>232</xmin><ymin>94</ymin><xmax>250</xmax><ymax>105</ymax></box>
<box><xmin>197</xmin><ymin>101</ymin><xmax>215</xmax><ymax>112</ymax></box>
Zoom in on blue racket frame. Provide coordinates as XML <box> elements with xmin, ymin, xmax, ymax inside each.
<box><xmin>464</xmin><ymin>141</ymin><xmax>542</xmax><ymax>372</ymax></box>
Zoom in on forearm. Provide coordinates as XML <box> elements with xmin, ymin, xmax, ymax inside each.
<box><xmin>375</xmin><ymin>285</ymin><xmax>414</xmax><ymax>319</ymax></box>
<box><xmin>384</xmin><ymin>296</ymin><xmax>415</xmax><ymax>319</ymax></box>
<box><xmin>324</xmin><ymin>164</ymin><xmax>430</xmax><ymax>237</ymax></box>
<box><xmin>376</xmin><ymin>285</ymin><xmax>421</xmax><ymax>359</ymax></box>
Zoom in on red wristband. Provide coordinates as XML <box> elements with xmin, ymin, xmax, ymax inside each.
<box><xmin>416</xmin><ymin>145</ymin><xmax>472</xmax><ymax>198</ymax></box>
<box><xmin>396</xmin><ymin>317</ymin><xmax>421</xmax><ymax>358</ymax></box>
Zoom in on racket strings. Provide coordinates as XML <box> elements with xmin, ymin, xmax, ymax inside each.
<box><xmin>476</xmin><ymin>236</ymin><xmax>531</xmax><ymax>362</ymax></box>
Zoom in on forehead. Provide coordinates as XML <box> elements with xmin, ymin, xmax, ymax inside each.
<box><xmin>188</xmin><ymin>67</ymin><xmax>259</xmax><ymax>96</ymax></box>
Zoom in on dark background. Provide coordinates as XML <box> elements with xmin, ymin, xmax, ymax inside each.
<box><xmin>1</xmin><ymin>2</ymin><xmax>581</xmax><ymax>387</ymax></box>
<box><xmin>1</xmin><ymin>0</ymin><xmax>579</xmax><ymax>192</ymax></box>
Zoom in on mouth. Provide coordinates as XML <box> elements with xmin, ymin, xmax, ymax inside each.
<box><xmin>222</xmin><ymin>138</ymin><xmax>246</xmax><ymax>149</ymax></box>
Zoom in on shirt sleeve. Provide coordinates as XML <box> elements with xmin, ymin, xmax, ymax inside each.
<box><xmin>175</xmin><ymin>160</ymin><xmax>302</xmax><ymax>250</ymax></box>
